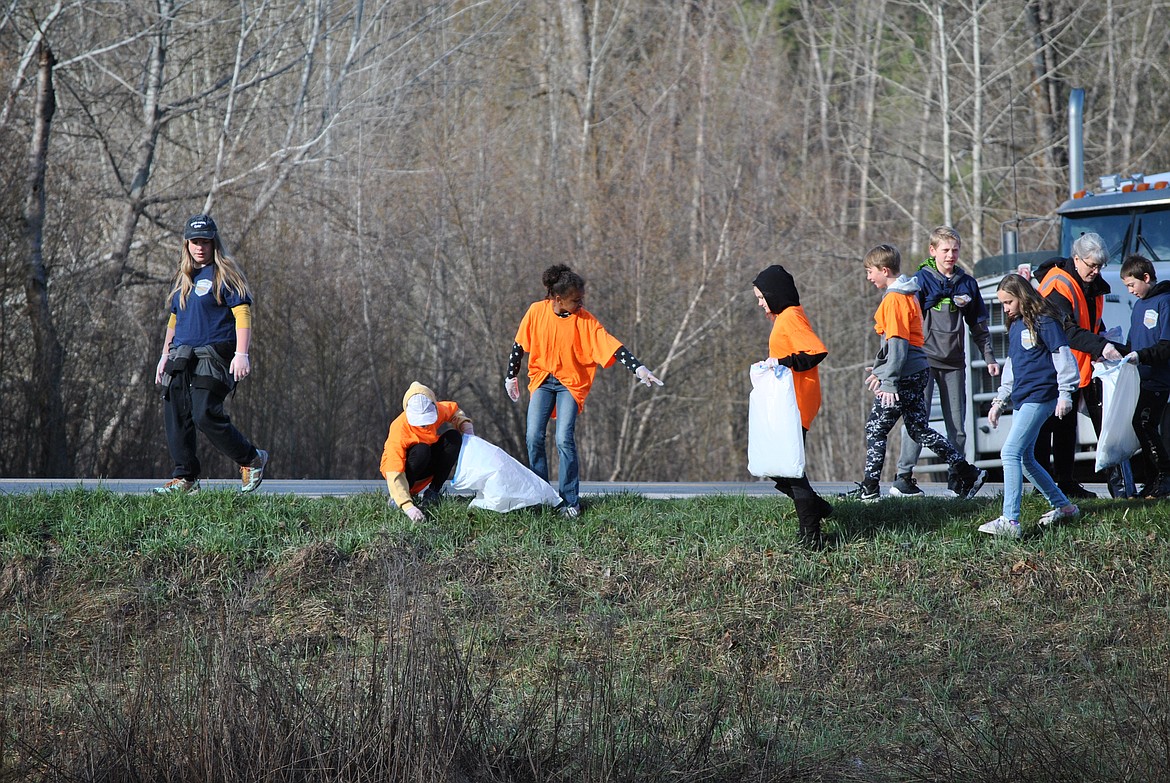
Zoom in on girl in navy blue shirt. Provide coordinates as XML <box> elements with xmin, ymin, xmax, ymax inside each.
<box><xmin>153</xmin><ymin>215</ymin><xmax>268</xmax><ymax>494</ymax></box>
<box><xmin>981</xmin><ymin>274</ymin><xmax>1080</xmax><ymax>537</ymax></box>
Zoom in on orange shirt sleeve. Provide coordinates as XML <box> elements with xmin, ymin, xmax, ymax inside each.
<box><xmin>874</xmin><ymin>292</ymin><xmax>925</xmax><ymax>347</ymax></box>
<box><xmin>770</xmin><ymin>306</ymin><xmax>825</xmax><ymax>429</ymax></box>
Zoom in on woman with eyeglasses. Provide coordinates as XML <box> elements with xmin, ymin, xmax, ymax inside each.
<box><xmin>1031</xmin><ymin>232</ymin><xmax>1126</xmax><ymax>498</ymax></box>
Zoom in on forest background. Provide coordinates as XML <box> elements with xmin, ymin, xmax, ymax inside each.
<box><xmin>4</xmin><ymin>0</ymin><xmax>1168</xmax><ymax>483</ymax></box>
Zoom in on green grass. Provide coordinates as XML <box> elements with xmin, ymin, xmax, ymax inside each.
<box><xmin>2</xmin><ymin>488</ymin><xmax>1170</xmax><ymax>781</ymax></box>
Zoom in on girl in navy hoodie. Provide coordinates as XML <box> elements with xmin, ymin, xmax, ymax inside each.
<box><xmin>981</xmin><ymin>274</ymin><xmax>1081</xmax><ymax>537</ymax></box>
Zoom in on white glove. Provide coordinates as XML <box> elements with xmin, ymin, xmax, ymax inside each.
<box><xmin>404</xmin><ymin>504</ymin><xmax>425</xmax><ymax>522</ymax></box>
<box><xmin>505</xmin><ymin>377</ymin><xmax>520</xmax><ymax>402</ymax></box>
<box><xmin>635</xmin><ymin>365</ymin><xmax>664</xmax><ymax>387</ymax></box>
<box><xmin>1055</xmin><ymin>397</ymin><xmax>1073</xmax><ymax>419</ymax></box>
<box><xmin>461</xmin><ymin>421</ymin><xmax>475</xmax><ymax>435</ymax></box>
<box><xmin>230</xmin><ymin>353</ymin><xmax>251</xmax><ymax>382</ymax></box>
<box><xmin>759</xmin><ymin>357</ymin><xmax>779</xmax><ymax>369</ymax></box>
<box><xmin>1125</xmin><ymin>351</ymin><xmax>1140</xmax><ymax>364</ymax></box>
<box><xmin>988</xmin><ymin>399</ymin><xmax>1004</xmax><ymax>429</ymax></box>
<box><xmin>1100</xmin><ymin>343</ymin><xmax>1123</xmax><ymax>362</ymax></box>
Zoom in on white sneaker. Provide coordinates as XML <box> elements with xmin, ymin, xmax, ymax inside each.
<box><xmin>978</xmin><ymin>516</ymin><xmax>1021</xmax><ymax>538</ymax></box>
<box><xmin>1038</xmin><ymin>504</ymin><xmax>1080</xmax><ymax>529</ymax></box>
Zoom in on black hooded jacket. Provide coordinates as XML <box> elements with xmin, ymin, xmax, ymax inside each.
<box><xmin>752</xmin><ymin>265</ymin><xmax>827</xmax><ymax>372</ymax></box>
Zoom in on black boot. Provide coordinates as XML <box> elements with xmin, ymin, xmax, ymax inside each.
<box><xmin>795</xmin><ymin>496</ymin><xmax>831</xmax><ymax>549</ymax></box>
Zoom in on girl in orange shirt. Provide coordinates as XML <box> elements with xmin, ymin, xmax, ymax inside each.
<box><xmin>752</xmin><ymin>264</ymin><xmax>834</xmax><ymax>547</ymax></box>
<box><xmin>504</xmin><ymin>264</ymin><xmax>663</xmax><ymax>517</ymax></box>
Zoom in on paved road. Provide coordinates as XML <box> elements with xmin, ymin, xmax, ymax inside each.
<box><xmin>0</xmin><ymin>478</ymin><xmax>1115</xmax><ymax>500</ymax></box>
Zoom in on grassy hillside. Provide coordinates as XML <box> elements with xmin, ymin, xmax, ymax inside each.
<box><xmin>2</xmin><ymin>489</ymin><xmax>1170</xmax><ymax>782</ymax></box>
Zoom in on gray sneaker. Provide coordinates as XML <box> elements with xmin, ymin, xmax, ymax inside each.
<box><xmin>1038</xmin><ymin>504</ymin><xmax>1080</xmax><ymax>529</ymax></box>
<box><xmin>154</xmin><ymin>477</ymin><xmax>200</xmax><ymax>495</ymax></box>
<box><xmin>241</xmin><ymin>449</ymin><xmax>269</xmax><ymax>493</ymax></box>
<box><xmin>889</xmin><ymin>474</ymin><xmax>925</xmax><ymax>498</ymax></box>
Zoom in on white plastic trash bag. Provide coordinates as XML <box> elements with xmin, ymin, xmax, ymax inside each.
<box><xmin>1092</xmin><ymin>360</ymin><xmax>1141</xmax><ymax>471</ymax></box>
<box><xmin>747</xmin><ymin>362</ymin><xmax>805</xmax><ymax>478</ymax></box>
<box><xmin>451</xmin><ymin>434</ymin><xmax>562</xmax><ymax>512</ymax></box>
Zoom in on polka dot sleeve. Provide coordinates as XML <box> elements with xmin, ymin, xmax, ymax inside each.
<box><xmin>614</xmin><ymin>345</ymin><xmax>643</xmax><ymax>374</ymax></box>
<box><xmin>506</xmin><ymin>342</ymin><xmax>524</xmax><ymax>378</ymax></box>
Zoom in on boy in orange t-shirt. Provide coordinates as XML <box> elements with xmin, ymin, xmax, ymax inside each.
<box><xmin>504</xmin><ymin>264</ymin><xmax>664</xmax><ymax>517</ymax></box>
<box><xmin>752</xmin><ymin>264</ymin><xmax>833</xmax><ymax>547</ymax></box>
<box><xmin>844</xmin><ymin>244</ymin><xmax>985</xmax><ymax>501</ymax></box>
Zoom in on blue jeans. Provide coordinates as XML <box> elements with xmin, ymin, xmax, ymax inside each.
<box><xmin>1002</xmin><ymin>399</ymin><xmax>1069</xmax><ymax>521</ymax></box>
<box><xmin>526</xmin><ymin>377</ymin><xmax>579</xmax><ymax>506</ymax></box>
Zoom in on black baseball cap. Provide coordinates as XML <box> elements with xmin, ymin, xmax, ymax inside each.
<box><xmin>183</xmin><ymin>214</ymin><xmax>218</xmax><ymax>240</ymax></box>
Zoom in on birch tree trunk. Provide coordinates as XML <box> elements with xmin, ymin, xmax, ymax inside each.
<box><xmin>23</xmin><ymin>43</ymin><xmax>71</xmax><ymax>477</ymax></box>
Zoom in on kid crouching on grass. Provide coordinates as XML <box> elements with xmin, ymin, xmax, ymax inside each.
<box><xmin>752</xmin><ymin>264</ymin><xmax>833</xmax><ymax>548</ymax></box>
<box><xmin>843</xmin><ymin>244</ymin><xmax>985</xmax><ymax>501</ymax></box>
<box><xmin>380</xmin><ymin>382</ymin><xmax>474</xmax><ymax>522</ymax></box>
<box><xmin>981</xmin><ymin>274</ymin><xmax>1081</xmax><ymax>537</ymax></box>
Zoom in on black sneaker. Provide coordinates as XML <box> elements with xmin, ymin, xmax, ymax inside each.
<box><xmin>950</xmin><ymin>462</ymin><xmax>986</xmax><ymax>500</ymax></box>
<box><xmin>889</xmin><ymin>474</ymin><xmax>925</xmax><ymax>498</ymax></box>
<box><xmin>1140</xmin><ymin>474</ymin><xmax>1170</xmax><ymax>499</ymax></box>
<box><xmin>840</xmin><ymin>481</ymin><xmax>880</xmax><ymax>502</ymax></box>
<box><xmin>1057</xmin><ymin>481</ymin><xmax>1097</xmax><ymax>500</ymax></box>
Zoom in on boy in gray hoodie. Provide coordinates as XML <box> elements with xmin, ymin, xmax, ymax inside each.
<box><xmin>892</xmin><ymin>226</ymin><xmax>999</xmax><ymax>497</ymax></box>
<box><xmin>842</xmin><ymin>244</ymin><xmax>986</xmax><ymax>501</ymax></box>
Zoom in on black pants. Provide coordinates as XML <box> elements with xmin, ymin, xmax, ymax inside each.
<box><xmin>771</xmin><ymin>429</ymin><xmax>826</xmax><ymax>530</ymax></box>
<box><xmin>164</xmin><ymin>373</ymin><xmax>257</xmax><ymax>479</ymax></box>
<box><xmin>405</xmin><ymin>430</ymin><xmax>463</xmax><ymax>490</ymax></box>
<box><xmin>1034</xmin><ymin>380</ymin><xmax>1103</xmax><ymax>483</ymax></box>
<box><xmin>1133</xmin><ymin>387</ymin><xmax>1170</xmax><ymax>477</ymax></box>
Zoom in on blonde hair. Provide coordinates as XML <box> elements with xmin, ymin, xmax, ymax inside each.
<box><xmin>864</xmin><ymin>243</ymin><xmax>901</xmax><ymax>273</ymax></box>
<box><xmin>168</xmin><ymin>236</ymin><xmax>251</xmax><ymax>309</ymax></box>
<box><xmin>928</xmin><ymin>225</ymin><xmax>961</xmax><ymax>250</ymax></box>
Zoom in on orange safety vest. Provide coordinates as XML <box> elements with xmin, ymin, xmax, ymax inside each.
<box><xmin>1038</xmin><ymin>266</ymin><xmax>1102</xmax><ymax>387</ymax></box>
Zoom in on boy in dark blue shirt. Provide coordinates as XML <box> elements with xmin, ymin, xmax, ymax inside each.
<box><xmin>1121</xmin><ymin>254</ymin><xmax>1170</xmax><ymax>498</ymax></box>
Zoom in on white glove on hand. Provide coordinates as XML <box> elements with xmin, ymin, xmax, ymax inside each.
<box><xmin>1125</xmin><ymin>351</ymin><xmax>1140</xmax><ymax>364</ymax></box>
<box><xmin>461</xmin><ymin>421</ymin><xmax>475</xmax><ymax>435</ymax></box>
<box><xmin>1100</xmin><ymin>343</ymin><xmax>1123</xmax><ymax>362</ymax></box>
<box><xmin>505</xmin><ymin>377</ymin><xmax>520</xmax><ymax>402</ymax></box>
<box><xmin>404</xmin><ymin>504</ymin><xmax>425</xmax><ymax>522</ymax></box>
<box><xmin>759</xmin><ymin>357</ymin><xmax>779</xmax><ymax>369</ymax></box>
<box><xmin>230</xmin><ymin>353</ymin><xmax>251</xmax><ymax>382</ymax></box>
<box><xmin>635</xmin><ymin>365</ymin><xmax>664</xmax><ymax>387</ymax></box>
<box><xmin>1055</xmin><ymin>398</ymin><xmax>1073</xmax><ymax>418</ymax></box>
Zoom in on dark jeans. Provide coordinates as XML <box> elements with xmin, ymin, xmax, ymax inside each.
<box><xmin>163</xmin><ymin>374</ymin><xmax>257</xmax><ymax>479</ymax></box>
<box><xmin>1133</xmin><ymin>387</ymin><xmax>1170</xmax><ymax>477</ymax></box>
<box><xmin>405</xmin><ymin>430</ymin><xmax>463</xmax><ymax>490</ymax></box>
<box><xmin>1034</xmin><ymin>380</ymin><xmax>1102</xmax><ymax>483</ymax></box>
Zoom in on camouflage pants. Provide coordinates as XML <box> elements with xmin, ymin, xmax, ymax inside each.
<box><xmin>864</xmin><ymin>368</ymin><xmax>962</xmax><ymax>482</ymax></box>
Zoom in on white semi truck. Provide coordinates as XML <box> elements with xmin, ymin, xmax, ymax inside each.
<box><xmin>921</xmin><ymin>88</ymin><xmax>1170</xmax><ymax>479</ymax></box>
